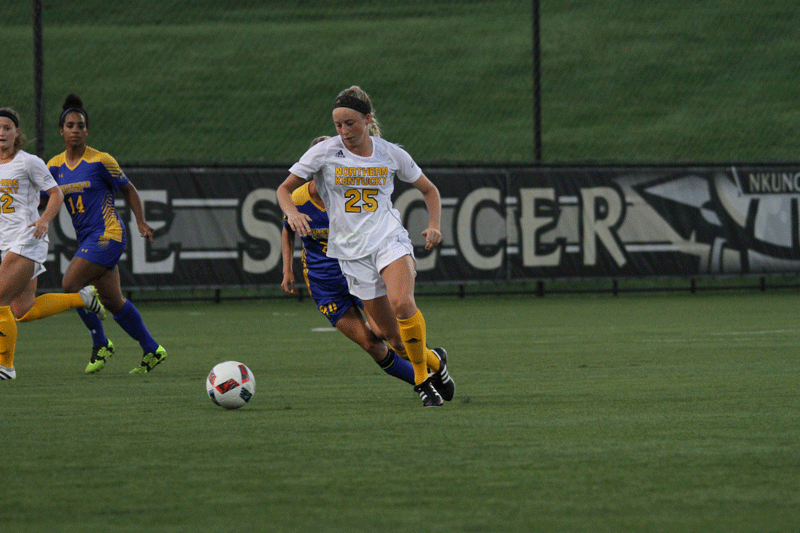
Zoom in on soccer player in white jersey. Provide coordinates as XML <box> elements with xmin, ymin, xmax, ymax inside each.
<box><xmin>277</xmin><ymin>86</ymin><xmax>455</xmax><ymax>407</ymax></box>
<box><xmin>0</xmin><ymin>108</ymin><xmax>104</xmax><ymax>380</ymax></box>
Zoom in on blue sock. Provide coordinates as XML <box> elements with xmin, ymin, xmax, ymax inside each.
<box><xmin>76</xmin><ymin>308</ymin><xmax>108</xmax><ymax>347</ymax></box>
<box><xmin>113</xmin><ymin>300</ymin><xmax>159</xmax><ymax>354</ymax></box>
<box><xmin>378</xmin><ymin>349</ymin><xmax>416</xmax><ymax>385</ymax></box>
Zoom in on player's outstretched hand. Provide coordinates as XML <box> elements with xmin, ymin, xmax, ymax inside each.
<box><xmin>281</xmin><ymin>273</ymin><xmax>297</xmax><ymax>294</ymax></box>
<box><xmin>422</xmin><ymin>228</ymin><xmax>442</xmax><ymax>250</ymax></box>
<box><xmin>138</xmin><ymin>220</ymin><xmax>155</xmax><ymax>243</ymax></box>
<box><xmin>28</xmin><ymin>219</ymin><xmax>49</xmax><ymax>239</ymax></box>
<box><xmin>285</xmin><ymin>212</ymin><xmax>312</xmax><ymax>237</ymax></box>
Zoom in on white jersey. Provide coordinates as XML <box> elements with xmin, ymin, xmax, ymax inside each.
<box><xmin>289</xmin><ymin>136</ymin><xmax>422</xmax><ymax>260</ymax></box>
<box><xmin>0</xmin><ymin>150</ymin><xmax>58</xmax><ymax>250</ymax></box>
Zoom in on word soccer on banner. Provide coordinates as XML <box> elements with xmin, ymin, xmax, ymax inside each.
<box><xmin>37</xmin><ymin>164</ymin><xmax>800</xmax><ymax>290</ymax></box>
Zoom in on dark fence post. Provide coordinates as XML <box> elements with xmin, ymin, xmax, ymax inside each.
<box><xmin>531</xmin><ymin>0</ymin><xmax>542</xmax><ymax>162</ymax></box>
<box><xmin>33</xmin><ymin>0</ymin><xmax>45</xmax><ymax>158</ymax></box>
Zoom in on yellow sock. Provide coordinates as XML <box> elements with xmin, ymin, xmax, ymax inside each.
<box><xmin>0</xmin><ymin>306</ymin><xmax>17</xmax><ymax>368</ymax></box>
<box><xmin>397</xmin><ymin>309</ymin><xmax>439</xmax><ymax>384</ymax></box>
<box><xmin>426</xmin><ymin>347</ymin><xmax>440</xmax><ymax>373</ymax></box>
<box><xmin>16</xmin><ymin>293</ymin><xmax>83</xmax><ymax>322</ymax></box>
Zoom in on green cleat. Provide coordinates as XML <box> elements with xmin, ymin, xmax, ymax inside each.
<box><xmin>129</xmin><ymin>345</ymin><xmax>167</xmax><ymax>374</ymax></box>
<box><xmin>85</xmin><ymin>340</ymin><xmax>115</xmax><ymax>374</ymax></box>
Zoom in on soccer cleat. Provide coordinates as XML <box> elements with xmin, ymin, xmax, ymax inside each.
<box><xmin>414</xmin><ymin>377</ymin><xmax>444</xmax><ymax>407</ymax></box>
<box><xmin>85</xmin><ymin>339</ymin><xmax>115</xmax><ymax>374</ymax></box>
<box><xmin>429</xmin><ymin>347</ymin><xmax>455</xmax><ymax>401</ymax></box>
<box><xmin>0</xmin><ymin>365</ymin><xmax>16</xmax><ymax>380</ymax></box>
<box><xmin>129</xmin><ymin>345</ymin><xmax>168</xmax><ymax>374</ymax></box>
<box><xmin>79</xmin><ymin>286</ymin><xmax>106</xmax><ymax>319</ymax></box>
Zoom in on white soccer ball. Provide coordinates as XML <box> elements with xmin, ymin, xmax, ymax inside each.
<box><xmin>206</xmin><ymin>361</ymin><xmax>256</xmax><ymax>409</ymax></box>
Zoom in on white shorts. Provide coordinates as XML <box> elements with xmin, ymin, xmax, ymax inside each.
<box><xmin>1</xmin><ymin>242</ymin><xmax>48</xmax><ymax>279</ymax></box>
<box><xmin>338</xmin><ymin>233</ymin><xmax>415</xmax><ymax>300</ymax></box>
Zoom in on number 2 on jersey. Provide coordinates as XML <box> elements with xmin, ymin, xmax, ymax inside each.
<box><xmin>0</xmin><ymin>193</ymin><xmax>14</xmax><ymax>213</ymax></box>
<box><xmin>344</xmin><ymin>188</ymin><xmax>378</xmax><ymax>213</ymax></box>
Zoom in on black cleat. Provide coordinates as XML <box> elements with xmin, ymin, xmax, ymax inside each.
<box><xmin>414</xmin><ymin>377</ymin><xmax>444</xmax><ymax>407</ymax></box>
<box><xmin>430</xmin><ymin>347</ymin><xmax>455</xmax><ymax>401</ymax></box>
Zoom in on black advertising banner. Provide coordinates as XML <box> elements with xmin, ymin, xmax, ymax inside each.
<box><xmin>37</xmin><ymin>164</ymin><xmax>800</xmax><ymax>290</ymax></box>
<box><xmin>503</xmin><ymin>166</ymin><xmax>800</xmax><ymax>280</ymax></box>
<box><xmin>401</xmin><ymin>168</ymin><xmax>509</xmax><ymax>284</ymax></box>
<box><xmin>41</xmin><ymin>167</ymin><xmax>291</xmax><ymax>289</ymax></box>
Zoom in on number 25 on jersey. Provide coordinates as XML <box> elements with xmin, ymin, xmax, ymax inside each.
<box><xmin>344</xmin><ymin>188</ymin><xmax>378</xmax><ymax>213</ymax></box>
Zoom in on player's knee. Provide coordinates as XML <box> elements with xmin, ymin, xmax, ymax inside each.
<box><xmin>387</xmin><ymin>292</ymin><xmax>412</xmax><ymax>316</ymax></box>
<box><xmin>103</xmin><ymin>295</ymin><xmax>126</xmax><ymax>315</ymax></box>
<box><xmin>391</xmin><ymin>299</ymin><xmax>417</xmax><ymax>320</ymax></box>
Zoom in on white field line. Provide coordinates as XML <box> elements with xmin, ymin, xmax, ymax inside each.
<box><xmin>508</xmin><ymin>330</ymin><xmax>798</xmax><ymax>344</ymax></box>
<box><xmin>637</xmin><ymin>329</ymin><xmax>799</xmax><ymax>343</ymax></box>
<box><xmin>709</xmin><ymin>329</ymin><xmax>797</xmax><ymax>335</ymax></box>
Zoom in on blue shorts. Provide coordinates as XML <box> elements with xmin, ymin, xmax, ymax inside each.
<box><xmin>75</xmin><ymin>232</ymin><xmax>126</xmax><ymax>269</ymax></box>
<box><xmin>305</xmin><ymin>265</ymin><xmax>364</xmax><ymax>326</ymax></box>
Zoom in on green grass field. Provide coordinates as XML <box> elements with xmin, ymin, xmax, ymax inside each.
<box><xmin>3</xmin><ymin>291</ymin><xmax>799</xmax><ymax>532</ymax></box>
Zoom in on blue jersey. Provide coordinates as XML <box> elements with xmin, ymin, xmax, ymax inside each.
<box><xmin>285</xmin><ymin>182</ymin><xmax>362</xmax><ymax>325</ymax></box>
<box><xmin>287</xmin><ymin>183</ymin><xmax>340</xmax><ymax>282</ymax></box>
<box><xmin>47</xmin><ymin>146</ymin><xmax>129</xmax><ymax>244</ymax></box>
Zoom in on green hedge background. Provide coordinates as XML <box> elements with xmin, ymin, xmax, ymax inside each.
<box><xmin>1</xmin><ymin>1</ymin><xmax>797</xmax><ymax>165</ymax></box>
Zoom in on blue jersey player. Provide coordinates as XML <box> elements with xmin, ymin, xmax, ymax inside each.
<box><xmin>47</xmin><ymin>94</ymin><xmax>167</xmax><ymax>374</ymax></box>
<box><xmin>281</xmin><ymin>152</ymin><xmax>416</xmax><ymax>388</ymax></box>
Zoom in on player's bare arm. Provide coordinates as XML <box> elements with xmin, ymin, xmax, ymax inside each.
<box><xmin>277</xmin><ymin>173</ymin><xmax>312</xmax><ymax>237</ymax></box>
<box><xmin>29</xmin><ymin>185</ymin><xmax>64</xmax><ymax>239</ymax></box>
<box><xmin>120</xmin><ymin>182</ymin><xmax>154</xmax><ymax>243</ymax></box>
<box><xmin>413</xmin><ymin>173</ymin><xmax>442</xmax><ymax>250</ymax></box>
<box><xmin>280</xmin><ymin>226</ymin><xmax>298</xmax><ymax>294</ymax></box>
